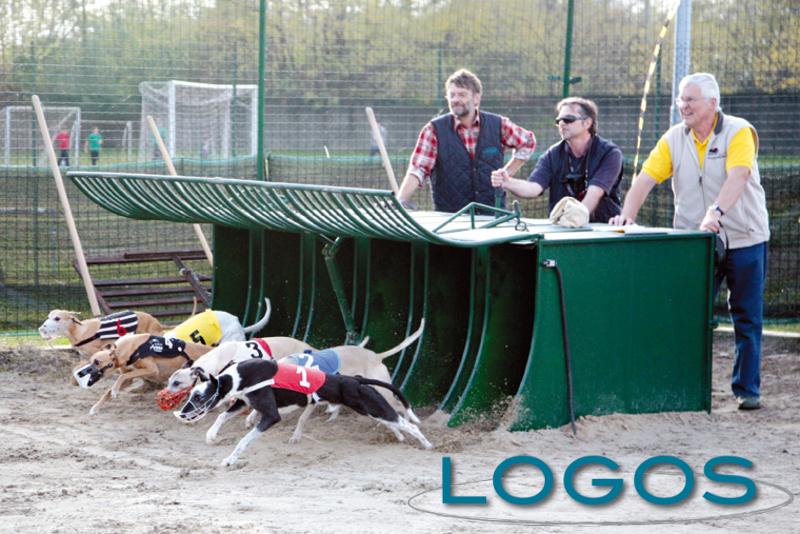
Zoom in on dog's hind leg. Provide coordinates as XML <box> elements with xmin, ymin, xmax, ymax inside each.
<box><xmin>382</xmin><ymin>421</ymin><xmax>406</xmax><ymax>442</ymax></box>
<box><xmin>394</xmin><ymin>417</ymin><xmax>434</xmax><ymax>450</ymax></box>
<box><xmin>207</xmin><ymin>399</ymin><xmax>247</xmax><ymax>444</ymax></box>
<box><xmin>325</xmin><ymin>403</ymin><xmax>341</xmax><ymax>422</ymax></box>
<box><xmin>288</xmin><ymin>403</ymin><xmax>316</xmax><ymax>444</ymax></box>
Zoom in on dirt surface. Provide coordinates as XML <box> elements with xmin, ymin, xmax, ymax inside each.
<box><xmin>1</xmin><ymin>333</ymin><xmax>798</xmax><ymax>534</ymax></box>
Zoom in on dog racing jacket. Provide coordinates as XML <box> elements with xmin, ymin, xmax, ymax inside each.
<box><xmin>283</xmin><ymin>349</ymin><xmax>341</xmax><ymax>375</ymax></box>
<box><xmin>271</xmin><ymin>362</ymin><xmax>327</xmax><ymax>395</ymax></box>
<box><xmin>75</xmin><ymin>310</ymin><xmax>138</xmax><ymax>347</ymax></box>
<box><xmin>166</xmin><ymin>310</ymin><xmax>222</xmax><ymax>346</ymax></box>
<box><xmin>127</xmin><ymin>336</ymin><xmax>189</xmax><ymax>365</ymax></box>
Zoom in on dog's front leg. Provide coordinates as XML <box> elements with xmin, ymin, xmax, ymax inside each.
<box><xmin>110</xmin><ymin>364</ymin><xmax>158</xmax><ymax>399</ymax></box>
<box><xmin>89</xmin><ymin>389</ymin><xmax>113</xmax><ymax>415</ymax></box>
<box><xmin>207</xmin><ymin>399</ymin><xmax>246</xmax><ymax>444</ymax></box>
<box><xmin>221</xmin><ymin>392</ymin><xmax>280</xmax><ymax>467</ymax></box>
<box><xmin>288</xmin><ymin>402</ymin><xmax>315</xmax><ymax>444</ymax></box>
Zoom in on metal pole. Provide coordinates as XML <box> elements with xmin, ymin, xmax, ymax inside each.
<box><xmin>30</xmin><ymin>41</ymin><xmax>37</xmax><ymax>166</ymax></box>
<box><xmin>562</xmin><ymin>0</ymin><xmax>575</xmax><ymax>98</ymax></box>
<box><xmin>231</xmin><ymin>41</ymin><xmax>238</xmax><ymax>158</ymax></box>
<box><xmin>671</xmin><ymin>0</ymin><xmax>692</xmax><ymax>125</ymax></box>
<box><xmin>256</xmin><ymin>0</ymin><xmax>266</xmax><ymax>181</ymax></box>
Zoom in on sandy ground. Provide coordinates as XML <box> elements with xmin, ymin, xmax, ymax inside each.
<box><xmin>0</xmin><ymin>332</ymin><xmax>798</xmax><ymax>534</ymax></box>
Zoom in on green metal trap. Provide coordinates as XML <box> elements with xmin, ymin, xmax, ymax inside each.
<box><xmin>69</xmin><ymin>171</ymin><xmax>715</xmax><ymax>431</ymax></box>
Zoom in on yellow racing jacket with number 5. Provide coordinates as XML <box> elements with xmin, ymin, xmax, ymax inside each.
<box><xmin>166</xmin><ymin>309</ymin><xmax>222</xmax><ymax>346</ymax></box>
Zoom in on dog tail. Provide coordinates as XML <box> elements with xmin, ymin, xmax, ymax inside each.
<box><xmin>243</xmin><ymin>298</ymin><xmax>272</xmax><ymax>334</ymax></box>
<box><xmin>374</xmin><ymin>318</ymin><xmax>425</xmax><ymax>360</ymax></box>
<box><xmin>355</xmin><ymin>377</ymin><xmax>410</xmax><ymax>410</ymax></box>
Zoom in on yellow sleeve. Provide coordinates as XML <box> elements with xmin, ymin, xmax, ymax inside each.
<box><xmin>726</xmin><ymin>127</ymin><xmax>756</xmax><ymax>172</ymax></box>
<box><xmin>640</xmin><ymin>136</ymin><xmax>673</xmax><ymax>184</ymax></box>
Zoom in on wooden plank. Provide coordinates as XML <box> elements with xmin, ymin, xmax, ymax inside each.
<box><xmin>105</xmin><ymin>296</ymin><xmax>198</xmax><ymax>308</ymax></box>
<box><xmin>99</xmin><ymin>285</ymin><xmax>211</xmax><ymax>298</ymax></box>
<box><xmin>93</xmin><ymin>275</ymin><xmax>211</xmax><ymax>287</ymax></box>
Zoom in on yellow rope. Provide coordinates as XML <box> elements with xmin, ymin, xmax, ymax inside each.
<box><xmin>632</xmin><ymin>0</ymin><xmax>682</xmax><ymax>181</ymax></box>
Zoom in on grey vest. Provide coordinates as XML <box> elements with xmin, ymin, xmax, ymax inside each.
<box><xmin>664</xmin><ymin>112</ymin><xmax>769</xmax><ymax>249</ymax></box>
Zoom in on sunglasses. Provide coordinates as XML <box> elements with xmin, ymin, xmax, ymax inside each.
<box><xmin>554</xmin><ymin>115</ymin><xmax>586</xmax><ymax>125</ymax></box>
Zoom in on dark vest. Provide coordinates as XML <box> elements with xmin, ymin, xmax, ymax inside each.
<box><xmin>546</xmin><ymin>135</ymin><xmax>623</xmax><ymax>223</ymax></box>
<box><xmin>430</xmin><ymin>112</ymin><xmax>505</xmax><ymax>213</ymax></box>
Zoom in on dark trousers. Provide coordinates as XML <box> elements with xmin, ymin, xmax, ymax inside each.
<box><xmin>713</xmin><ymin>241</ymin><xmax>767</xmax><ymax>399</ymax></box>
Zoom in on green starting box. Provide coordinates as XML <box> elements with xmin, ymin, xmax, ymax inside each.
<box><xmin>69</xmin><ymin>172</ymin><xmax>715</xmax><ymax>431</ymax></box>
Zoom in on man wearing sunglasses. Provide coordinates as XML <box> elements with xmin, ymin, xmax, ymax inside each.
<box><xmin>397</xmin><ymin>69</ymin><xmax>537</xmax><ymax>213</ymax></box>
<box><xmin>610</xmin><ymin>72</ymin><xmax>769</xmax><ymax>411</ymax></box>
<box><xmin>490</xmin><ymin>97</ymin><xmax>623</xmax><ymax>223</ymax></box>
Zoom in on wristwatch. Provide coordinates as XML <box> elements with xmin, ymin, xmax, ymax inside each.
<box><xmin>710</xmin><ymin>203</ymin><xmax>724</xmax><ymax>216</ymax></box>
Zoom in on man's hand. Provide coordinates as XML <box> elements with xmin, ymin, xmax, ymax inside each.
<box><xmin>608</xmin><ymin>214</ymin><xmax>636</xmax><ymax>226</ymax></box>
<box><xmin>699</xmin><ymin>207</ymin><xmax>722</xmax><ymax>233</ymax></box>
<box><xmin>491</xmin><ymin>168</ymin><xmax>510</xmax><ymax>189</ymax></box>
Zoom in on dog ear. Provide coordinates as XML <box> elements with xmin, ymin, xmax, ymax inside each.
<box><xmin>191</xmin><ymin>367</ymin><xmax>210</xmax><ymax>382</ymax></box>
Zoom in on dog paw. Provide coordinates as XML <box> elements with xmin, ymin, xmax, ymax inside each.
<box><xmin>288</xmin><ymin>434</ymin><xmax>301</xmax><ymax>444</ymax></box>
<box><xmin>89</xmin><ymin>407</ymin><xmax>98</xmax><ymax>416</ymax></box>
<box><xmin>205</xmin><ymin>432</ymin><xmax>218</xmax><ymax>445</ymax></box>
<box><xmin>220</xmin><ymin>455</ymin><xmax>238</xmax><ymax>467</ymax></box>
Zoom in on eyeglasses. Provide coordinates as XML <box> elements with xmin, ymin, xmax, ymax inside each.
<box><xmin>675</xmin><ymin>96</ymin><xmax>708</xmax><ymax>107</ymax></box>
<box><xmin>554</xmin><ymin>115</ymin><xmax>586</xmax><ymax>125</ymax></box>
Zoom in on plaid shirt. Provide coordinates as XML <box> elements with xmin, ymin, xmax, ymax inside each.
<box><xmin>407</xmin><ymin>113</ymin><xmax>536</xmax><ymax>186</ymax></box>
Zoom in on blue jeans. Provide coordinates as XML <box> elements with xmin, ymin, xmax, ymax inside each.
<box><xmin>713</xmin><ymin>241</ymin><xmax>767</xmax><ymax>399</ymax></box>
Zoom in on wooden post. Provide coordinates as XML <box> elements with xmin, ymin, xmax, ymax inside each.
<box><xmin>32</xmin><ymin>95</ymin><xmax>101</xmax><ymax>316</ymax></box>
<box><xmin>146</xmin><ymin>115</ymin><xmax>214</xmax><ymax>267</ymax></box>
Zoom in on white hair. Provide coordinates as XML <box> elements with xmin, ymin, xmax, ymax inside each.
<box><xmin>679</xmin><ymin>72</ymin><xmax>722</xmax><ymax>111</ymax></box>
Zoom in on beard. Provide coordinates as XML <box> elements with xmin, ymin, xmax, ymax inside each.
<box><xmin>450</xmin><ymin>103</ymin><xmax>471</xmax><ymax>118</ymax></box>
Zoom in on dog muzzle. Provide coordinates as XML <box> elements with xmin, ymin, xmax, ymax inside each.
<box><xmin>73</xmin><ymin>363</ymin><xmax>108</xmax><ymax>388</ymax></box>
<box><xmin>38</xmin><ymin>326</ymin><xmax>55</xmax><ymax>340</ymax></box>
<box><xmin>156</xmin><ymin>386</ymin><xmax>192</xmax><ymax>411</ymax></box>
<box><xmin>174</xmin><ymin>391</ymin><xmax>218</xmax><ymax>423</ymax></box>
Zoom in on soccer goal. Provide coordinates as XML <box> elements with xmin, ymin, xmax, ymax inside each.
<box><xmin>1</xmin><ymin>106</ymin><xmax>81</xmax><ymax>166</ymax></box>
<box><xmin>138</xmin><ymin>80</ymin><xmax>258</xmax><ymax>162</ymax></box>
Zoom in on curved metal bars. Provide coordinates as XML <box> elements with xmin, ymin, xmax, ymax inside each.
<box><xmin>68</xmin><ymin>172</ymin><xmax>537</xmax><ymax>248</ymax></box>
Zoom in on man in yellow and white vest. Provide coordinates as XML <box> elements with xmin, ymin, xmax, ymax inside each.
<box><xmin>610</xmin><ymin>72</ymin><xmax>769</xmax><ymax>411</ymax></box>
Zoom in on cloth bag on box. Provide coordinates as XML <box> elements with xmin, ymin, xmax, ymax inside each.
<box><xmin>549</xmin><ymin>196</ymin><xmax>589</xmax><ymax>228</ymax></box>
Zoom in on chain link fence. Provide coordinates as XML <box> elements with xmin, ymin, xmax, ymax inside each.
<box><xmin>0</xmin><ymin>0</ymin><xmax>797</xmax><ymax>330</ymax></box>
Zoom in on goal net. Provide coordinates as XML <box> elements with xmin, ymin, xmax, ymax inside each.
<box><xmin>138</xmin><ymin>80</ymin><xmax>258</xmax><ymax>162</ymax></box>
<box><xmin>1</xmin><ymin>106</ymin><xmax>81</xmax><ymax>166</ymax></box>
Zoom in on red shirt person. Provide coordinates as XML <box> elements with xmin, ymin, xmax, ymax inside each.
<box><xmin>54</xmin><ymin>128</ymin><xmax>71</xmax><ymax>166</ymax></box>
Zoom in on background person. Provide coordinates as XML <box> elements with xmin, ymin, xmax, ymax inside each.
<box><xmin>54</xmin><ymin>128</ymin><xmax>71</xmax><ymax>167</ymax></box>
<box><xmin>491</xmin><ymin>97</ymin><xmax>623</xmax><ymax>223</ymax></box>
<box><xmin>609</xmin><ymin>72</ymin><xmax>769</xmax><ymax>411</ymax></box>
<box><xmin>396</xmin><ymin>68</ymin><xmax>536</xmax><ymax>213</ymax></box>
<box><xmin>85</xmin><ymin>126</ymin><xmax>103</xmax><ymax>166</ymax></box>
<box><xmin>369</xmin><ymin>122</ymin><xmax>387</xmax><ymax>157</ymax></box>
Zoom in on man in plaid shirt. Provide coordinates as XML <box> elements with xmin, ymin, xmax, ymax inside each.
<box><xmin>397</xmin><ymin>69</ymin><xmax>536</xmax><ymax>213</ymax></box>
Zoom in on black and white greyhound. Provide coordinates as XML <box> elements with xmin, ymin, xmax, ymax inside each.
<box><xmin>175</xmin><ymin>358</ymin><xmax>433</xmax><ymax>466</ymax></box>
